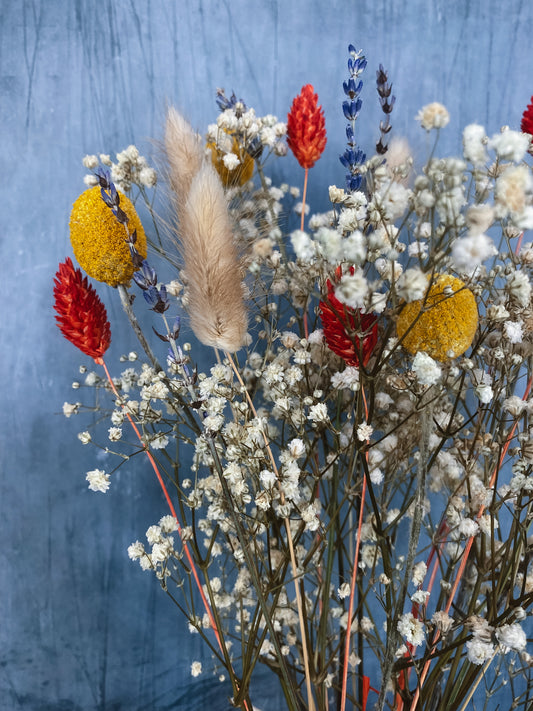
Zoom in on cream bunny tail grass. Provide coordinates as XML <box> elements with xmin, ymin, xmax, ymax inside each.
<box><xmin>179</xmin><ymin>163</ymin><xmax>248</xmax><ymax>352</ymax></box>
<box><xmin>165</xmin><ymin>107</ymin><xmax>205</xmax><ymax>209</ymax></box>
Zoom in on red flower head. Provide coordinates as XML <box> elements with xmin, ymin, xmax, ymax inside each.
<box><xmin>287</xmin><ymin>84</ymin><xmax>327</xmax><ymax>169</ymax></box>
<box><xmin>53</xmin><ymin>257</ymin><xmax>111</xmax><ymax>360</ymax></box>
<box><xmin>319</xmin><ymin>266</ymin><xmax>378</xmax><ymax>367</ymax></box>
<box><xmin>521</xmin><ymin>95</ymin><xmax>533</xmax><ymax>154</ymax></box>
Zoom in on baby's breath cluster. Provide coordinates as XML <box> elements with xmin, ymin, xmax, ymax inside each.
<box><xmin>83</xmin><ymin>145</ymin><xmax>157</xmax><ymax>192</ymax></box>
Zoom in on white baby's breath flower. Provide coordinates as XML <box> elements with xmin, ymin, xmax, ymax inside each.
<box><xmin>82</xmin><ymin>154</ymin><xmax>99</xmax><ymax>169</ymax></box>
<box><xmin>463</xmin><ymin>124</ymin><xmax>487</xmax><ymax>166</ymax></box>
<box><xmin>338</xmin><ymin>582</ymin><xmax>351</xmax><ymax>599</ymax></box>
<box><xmin>503</xmin><ymin>395</ymin><xmax>527</xmax><ymax>417</ymax></box>
<box><xmin>78</xmin><ymin>431</ymin><xmax>91</xmax><ymax>444</ymax></box>
<box><xmin>473</xmin><ymin>370</ymin><xmax>493</xmax><ymax>404</ymax></box>
<box><xmin>475</xmin><ymin>383</ymin><xmax>493</xmax><ymax>404</ymax></box>
<box><xmin>416</xmin><ymin>102</ymin><xmax>450</xmax><ymax>131</ymax></box>
<box><xmin>432</xmin><ymin>611</ymin><xmax>453</xmax><ymax>634</ymax></box>
<box><xmin>458</xmin><ymin>517</ymin><xmax>479</xmax><ymax>538</ymax></box>
<box><xmin>342</xmin><ymin>230</ymin><xmax>367</xmax><ymax>264</ymax></box>
<box><xmin>466</xmin><ymin>638</ymin><xmax>495</xmax><ymax>665</ymax></box>
<box><xmin>331</xmin><ymin>367</ymin><xmax>360</xmax><ymax>390</ymax></box>
<box><xmin>86</xmin><ymin>469</ymin><xmax>110</xmax><ymax>493</ymax></box>
<box><xmin>307</xmin><ymin>329</ymin><xmax>324</xmax><ymax>345</ymax></box>
<box><xmin>293</xmin><ymin>348</ymin><xmax>311</xmax><ymax>365</ymax></box>
<box><xmin>150</xmin><ymin>433</ymin><xmax>169</xmax><ymax>450</ymax></box>
<box><xmin>496</xmin><ymin>165</ymin><xmax>533</xmax><ymax>221</ymax></box>
<box><xmin>496</xmin><ymin>623</ymin><xmax>527</xmax><ymax>652</ymax></box>
<box><xmin>490</xmin><ymin>129</ymin><xmax>530</xmax><ymax>163</ymax></box>
<box><xmin>397</xmin><ymin>268</ymin><xmax>427</xmax><ymax>302</ymax></box>
<box><xmin>412</xmin><ymin>561</ymin><xmax>427</xmax><ymax>587</ymax></box>
<box><xmin>451</xmin><ymin>233</ymin><xmax>497</xmax><ymax>274</ymax></box>
<box><xmin>369</xmin><ymin>467</ymin><xmax>384</xmax><ymax>485</ymax></box>
<box><xmin>63</xmin><ymin>402</ymin><xmax>80</xmax><ymax>418</ymax></box>
<box><xmin>503</xmin><ymin>321</ymin><xmax>523</xmax><ymax>344</ymax></box>
<box><xmin>222</xmin><ymin>153</ymin><xmax>241</xmax><ymax>171</ymax></box>
<box><xmin>287</xmin><ymin>438</ymin><xmax>305</xmax><ymax>459</ymax></box>
<box><xmin>466</xmin><ymin>204</ymin><xmax>494</xmax><ymax>234</ymax></box>
<box><xmin>329</xmin><ymin>185</ymin><xmax>346</xmax><ymax>203</ymax></box>
<box><xmin>308</xmin><ymin>403</ymin><xmax>329</xmax><ymax>424</ymax></box>
<box><xmin>411</xmin><ymin>590</ymin><xmax>430</xmax><ymax>605</ymax></box>
<box><xmin>412</xmin><ymin>351</ymin><xmax>441</xmax><ymax>386</ymax></box>
<box><xmin>335</xmin><ymin>268</ymin><xmax>368</xmax><ymax>309</ymax></box>
<box><xmin>127</xmin><ymin>541</ymin><xmax>145</xmax><ymax>560</ymax></box>
<box><xmin>357</xmin><ymin>422</ymin><xmax>373</xmax><ymax>441</ymax></box>
<box><xmin>108</xmin><ymin>427</ymin><xmax>122</xmax><ymax>441</ymax></box>
<box><xmin>159</xmin><ymin>515</ymin><xmax>178</xmax><ymax>533</ymax></box>
<box><xmin>83</xmin><ymin>174</ymin><xmax>99</xmax><ymax>187</ymax></box>
<box><xmin>397</xmin><ymin>612</ymin><xmax>425</xmax><ymax>646</ymax></box>
<box><xmin>190</xmin><ymin>661</ymin><xmax>202</xmax><ymax>677</ymax></box>
<box><xmin>291</xmin><ymin>230</ymin><xmax>315</xmax><ymax>262</ymax></box>
<box><xmin>506</xmin><ymin>270</ymin><xmax>531</xmax><ymax>307</ymax></box>
<box><xmin>301</xmin><ymin>502</ymin><xmax>320</xmax><ymax>531</ymax></box>
<box><xmin>139</xmin><ymin>166</ymin><xmax>157</xmax><ymax>187</ymax></box>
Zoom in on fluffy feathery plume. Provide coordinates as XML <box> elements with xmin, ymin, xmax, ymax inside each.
<box><xmin>165</xmin><ymin>107</ymin><xmax>205</xmax><ymax>210</ymax></box>
<box><xmin>178</xmin><ymin>163</ymin><xmax>248</xmax><ymax>352</ymax></box>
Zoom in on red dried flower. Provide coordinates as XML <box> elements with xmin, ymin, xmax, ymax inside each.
<box><xmin>521</xmin><ymin>96</ymin><xmax>533</xmax><ymax>155</ymax></box>
<box><xmin>521</xmin><ymin>95</ymin><xmax>533</xmax><ymax>136</ymax></box>
<box><xmin>319</xmin><ymin>267</ymin><xmax>378</xmax><ymax>367</ymax></box>
<box><xmin>287</xmin><ymin>84</ymin><xmax>327</xmax><ymax>169</ymax></box>
<box><xmin>53</xmin><ymin>257</ymin><xmax>111</xmax><ymax>359</ymax></box>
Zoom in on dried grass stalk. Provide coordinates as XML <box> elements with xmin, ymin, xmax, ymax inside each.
<box><xmin>179</xmin><ymin>163</ymin><xmax>248</xmax><ymax>352</ymax></box>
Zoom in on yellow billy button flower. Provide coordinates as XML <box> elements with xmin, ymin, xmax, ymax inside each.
<box><xmin>69</xmin><ymin>186</ymin><xmax>147</xmax><ymax>287</ymax></box>
<box><xmin>397</xmin><ymin>274</ymin><xmax>478</xmax><ymax>361</ymax></box>
<box><xmin>207</xmin><ymin>131</ymin><xmax>255</xmax><ymax>188</ymax></box>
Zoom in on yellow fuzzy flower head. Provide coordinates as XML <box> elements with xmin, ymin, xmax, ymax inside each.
<box><xmin>207</xmin><ymin>131</ymin><xmax>255</xmax><ymax>188</ymax></box>
<box><xmin>69</xmin><ymin>187</ymin><xmax>147</xmax><ymax>287</ymax></box>
<box><xmin>397</xmin><ymin>274</ymin><xmax>478</xmax><ymax>361</ymax></box>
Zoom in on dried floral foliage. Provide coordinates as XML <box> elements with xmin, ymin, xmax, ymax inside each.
<box><xmin>56</xmin><ymin>48</ymin><xmax>533</xmax><ymax>711</ymax></box>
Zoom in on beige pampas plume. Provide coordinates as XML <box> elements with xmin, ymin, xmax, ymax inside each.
<box><xmin>165</xmin><ymin>107</ymin><xmax>205</xmax><ymax>210</ymax></box>
<box><xmin>174</xmin><ymin>159</ymin><xmax>248</xmax><ymax>353</ymax></box>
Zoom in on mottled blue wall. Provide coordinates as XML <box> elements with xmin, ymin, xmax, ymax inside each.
<box><xmin>1</xmin><ymin>1</ymin><xmax>532</xmax><ymax>709</ymax></box>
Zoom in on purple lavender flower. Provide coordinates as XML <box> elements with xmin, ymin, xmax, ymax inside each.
<box><xmin>340</xmin><ymin>45</ymin><xmax>367</xmax><ymax>192</ymax></box>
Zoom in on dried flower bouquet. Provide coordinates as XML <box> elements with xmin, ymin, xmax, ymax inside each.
<box><xmin>55</xmin><ymin>45</ymin><xmax>533</xmax><ymax>710</ymax></box>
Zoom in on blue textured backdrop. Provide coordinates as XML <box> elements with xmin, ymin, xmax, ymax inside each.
<box><xmin>1</xmin><ymin>1</ymin><xmax>532</xmax><ymax>709</ymax></box>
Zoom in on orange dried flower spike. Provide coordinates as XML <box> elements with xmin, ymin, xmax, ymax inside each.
<box><xmin>53</xmin><ymin>257</ymin><xmax>111</xmax><ymax>359</ymax></box>
<box><xmin>287</xmin><ymin>84</ymin><xmax>327</xmax><ymax>169</ymax></box>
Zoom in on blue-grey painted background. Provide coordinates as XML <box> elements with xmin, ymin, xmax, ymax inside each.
<box><xmin>1</xmin><ymin>1</ymin><xmax>532</xmax><ymax>709</ymax></box>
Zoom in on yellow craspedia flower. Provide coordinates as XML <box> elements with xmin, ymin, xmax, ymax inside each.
<box><xmin>208</xmin><ymin>132</ymin><xmax>255</xmax><ymax>188</ymax></box>
<box><xmin>397</xmin><ymin>274</ymin><xmax>478</xmax><ymax>361</ymax></box>
<box><xmin>69</xmin><ymin>187</ymin><xmax>147</xmax><ymax>287</ymax></box>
